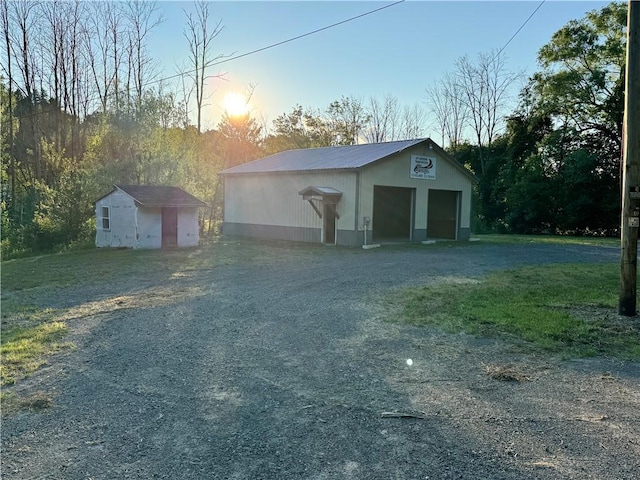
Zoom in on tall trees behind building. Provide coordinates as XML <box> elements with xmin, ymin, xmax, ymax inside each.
<box><xmin>450</xmin><ymin>2</ymin><xmax>626</xmax><ymax>235</ymax></box>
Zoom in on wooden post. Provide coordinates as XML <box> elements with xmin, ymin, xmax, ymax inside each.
<box><xmin>619</xmin><ymin>1</ymin><xmax>640</xmax><ymax>316</ymax></box>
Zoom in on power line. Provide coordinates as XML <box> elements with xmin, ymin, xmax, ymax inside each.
<box><xmin>495</xmin><ymin>0</ymin><xmax>546</xmax><ymax>60</ymax></box>
<box><xmin>155</xmin><ymin>0</ymin><xmax>406</xmax><ymax>85</ymax></box>
<box><xmin>2</xmin><ymin>0</ymin><xmax>406</xmax><ymax>125</ymax></box>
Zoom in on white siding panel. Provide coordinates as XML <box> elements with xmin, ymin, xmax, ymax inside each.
<box><xmin>137</xmin><ymin>208</ymin><xmax>162</xmax><ymax>248</ymax></box>
<box><xmin>359</xmin><ymin>145</ymin><xmax>473</xmax><ymax>229</ymax></box>
<box><xmin>225</xmin><ymin>172</ymin><xmax>357</xmax><ymax>230</ymax></box>
<box><xmin>177</xmin><ymin>207</ymin><xmax>200</xmax><ymax>247</ymax></box>
<box><xmin>95</xmin><ymin>191</ymin><xmax>137</xmax><ymax>248</ymax></box>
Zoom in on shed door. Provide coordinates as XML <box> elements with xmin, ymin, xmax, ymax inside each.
<box><xmin>162</xmin><ymin>207</ymin><xmax>178</xmax><ymax>247</ymax></box>
<box><xmin>427</xmin><ymin>190</ymin><xmax>458</xmax><ymax>240</ymax></box>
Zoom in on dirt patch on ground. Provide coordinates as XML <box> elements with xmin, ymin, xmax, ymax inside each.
<box><xmin>2</xmin><ymin>242</ymin><xmax>638</xmax><ymax>479</ymax></box>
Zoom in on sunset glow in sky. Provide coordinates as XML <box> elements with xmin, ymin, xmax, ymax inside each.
<box><xmin>222</xmin><ymin>91</ymin><xmax>251</xmax><ymax>117</ymax></box>
<box><xmin>149</xmin><ymin>1</ymin><xmax>613</xmax><ymax>134</ymax></box>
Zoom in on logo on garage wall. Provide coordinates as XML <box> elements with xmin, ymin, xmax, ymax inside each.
<box><xmin>410</xmin><ymin>155</ymin><xmax>436</xmax><ymax>180</ymax></box>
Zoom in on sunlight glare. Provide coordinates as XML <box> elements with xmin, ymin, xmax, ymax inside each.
<box><xmin>222</xmin><ymin>92</ymin><xmax>249</xmax><ymax>117</ymax></box>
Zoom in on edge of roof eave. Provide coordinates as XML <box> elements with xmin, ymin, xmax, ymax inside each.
<box><xmin>93</xmin><ymin>184</ymin><xmax>120</xmax><ymax>204</ymax></box>
<box><xmin>220</xmin><ymin>166</ymin><xmax>361</xmax><ymax>176</ymax></box>
<box><xmin>136</xmin><ymin>202</ymin><xmax>208</xmax><ymax>208</ymax></box>
<box><xmin>359</xmin><ymin>138</ymin><xmax>429</xmax><ymax>168</ymax></box>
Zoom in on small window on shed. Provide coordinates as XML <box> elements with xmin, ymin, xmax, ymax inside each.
<box><xmin>101</xmin><ymin>206</ymin><xmax>110</xmax><ymax>230</ymax></box>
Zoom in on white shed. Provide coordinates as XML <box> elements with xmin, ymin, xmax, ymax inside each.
<box><xmin>220</xmin><ymin>138</ymin><xmax>476</xmax><ymax>247</ymax></box>
<box><xmin>95</xmin><ymin>185</ymin><xmax>206</xmax><ymax>249</ymax></box>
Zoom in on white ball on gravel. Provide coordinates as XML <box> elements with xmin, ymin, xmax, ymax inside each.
<box><xmin>406</xmin><ymin>358</ymin><xmax>413</xmax><ymax>366</ymax></box>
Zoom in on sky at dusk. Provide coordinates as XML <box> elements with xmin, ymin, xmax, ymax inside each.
<box><xmin>147</xmin><ymin>1</ymin><xmax>612</xmax><ymax>135</ymax></box>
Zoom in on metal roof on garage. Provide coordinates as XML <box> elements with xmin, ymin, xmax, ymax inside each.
<box><xmin>220</xmin><ymin>138</ymin><xmax>428</xmax><ymax>175</ymax></box>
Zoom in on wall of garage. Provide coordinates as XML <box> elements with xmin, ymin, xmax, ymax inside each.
<box><xmin>223</xmin><ymin>171</ymin><xmax>359</xmax><ymax>244</ymax></box>
<box><xmin>358</xmin><ymin>143</ymin><xmax>473</xmax><ymax>241</ymax></box>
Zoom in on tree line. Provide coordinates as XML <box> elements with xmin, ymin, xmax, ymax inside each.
<box><xmin>0</xmin><ymin>1</ymin><xmax>627</xmax><ymax>258</ymax></box>
<box><xmin>460</xmin><ymin>2</ymin><xmax>626</xmax><ymax>235</ymax></box>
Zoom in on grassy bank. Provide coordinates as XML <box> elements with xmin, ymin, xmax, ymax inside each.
<box><xmin>397</xmin><ymin>263</ymin><xmax>640</xmax><ymax>360</ymax></box>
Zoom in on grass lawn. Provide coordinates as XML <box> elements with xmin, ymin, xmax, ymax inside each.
<box><xmin>1</xmin><ymin>318</ymin><xmax>71</xmax><ymax>386</ymax></box>
<box><xmin>397</xmin><ymin>262</ymin><xmax>640</xmax><ymax>360</ymax></box>
<box><xmin>473</xmin><ymin>233</ymin><xmax>619</xmax><ymax>248</ymax></box>
<box><xmin>1</xmin><ymin>237</ymin><xmax>330</xmax><ymax>292</ymax></box>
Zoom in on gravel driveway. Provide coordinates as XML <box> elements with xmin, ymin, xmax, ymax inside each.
<box><xmin>2</xmin><ymin>241</ymin><xmax>639</xmax><ymax>479</ymax></box>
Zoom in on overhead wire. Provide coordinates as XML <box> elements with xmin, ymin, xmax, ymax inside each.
<box><xmin>3</xmin><ymin>0</ymin><xmax>546</xmax><ymax>126</ymax></box>
<box><xmin>494</xmin><ymin>0</ymin><xmax>546</xmax><ymax>60</ymax></box>
<box><xmin>153</xmin><ymin>0</ymin><xmax>406</xmax><ymax>85</ymax></box>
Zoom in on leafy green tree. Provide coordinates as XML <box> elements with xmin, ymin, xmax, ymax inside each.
<box><xmin>532</xmin><ymin>1</ymin><xmax>626</xmax><ymax>159</ymax></box>
<box><xmin>263</xmin><ymin>105</ymin><xmax>317</xmax><ymax>153</ymax></box>
<box><xmin>264</xmin><ymin>96</ymin><xmax>376</xmax><ymax>155</ymax></box>
<box><xmin>504</xmin><ymin>153</ymin><xmax>562</xmax><ymax>234</ymax></box>
<box><xmin>470</xmin><ymin>2</ymin><xmax>625</xmax><ymax>235</ymax></box>
<box><xmin>325</xmin><ymin>96</ymin><xmax>370</xmax><ymax>145</ymax></box>
<box><xmin>216</xmin><ymin>112</ymin><xmax>263</xmax><ymax>168</ymax></box>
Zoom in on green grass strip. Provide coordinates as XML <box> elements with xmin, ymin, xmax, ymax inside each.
<box><xmin>398</xmin><ymin>263</ymin><xmax>640</xmax><ymax>360</ymax></box>
<box><xmin>1</xmin><ymin>321</ymin><xmax>71</xmax><ymax>386</ymax></box>
<box><xmin>474</xmin><ymin>234</ymin><xmax>619</xmax><ymax>247</ymax></box>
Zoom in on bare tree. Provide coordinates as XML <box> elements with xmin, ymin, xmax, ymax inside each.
<box><xmin>1</xmin><ymin>0</ymin><xmax>15</xmax><ymax>209</ymax></box>
<box><xmin>364</xmin><ymin>94</ymin><xmax>399</xmax><ymax>143</ymax></box>
<box><xmin>426</xmin><ymin>71</ymin><xmax>468</xmax><ymax>158</ymax></box>
<box><xmin>11</xmin><ymin>0</ymin><xmax>37</xmax><ymax>102</ymax></box>
<box><xmin>455</xmin><ymin>50</ymin><xmax>520</xmax><ymax>173</ymax></box>
<box><xmin>110</xmin><ymin>3</ymin><xmax>125</xmax><ymax>113</ymax></box>
<box><xmin>39</xmin><ymin>0</ymin><xmax>89</xmax><ymax>159</ymax></box>
<box><xmin>183</xmin><ymin>0</ymin><xmax>224</xmax><ymax>133</ymax></box>
<box><xmin>9</xmin><ymin>0</ymin><xmax>41</xmax><ymax>180</ymax></box>
<box><xmin>125</xmin><ymin>0</ymin><xmax>163</xmax><ymax>117</ymax></box>
<box><xmin>177</xmin><ymin>66</ymin><xmax>194</xmax><ymax>129</ymax></box>
<box><xmin>398</xmin><ymin>103</ymin><xmax>427</xmax><ymax>140</ymax></box>
<box><xmin>40</xmin><ymin>1</ymin><xmax>62</xmax><ymax>109</ymax></box>
<box><xmin>85</xmin><ymin>1</ymin><xmax>123</xmax><ymax>113</ymax></box>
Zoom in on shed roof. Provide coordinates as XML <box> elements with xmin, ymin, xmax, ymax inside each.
<box><xmin>221</xmin><ymin>138</ymin><xmax>429</xmax><ymax>175</ymax></box>
<box><xmin>97</xmin><ymin>185</ymin><xmax>206</xmax><ymax>207</ymax></box>
<box><xmin>298</xmin><ymin>186</ymin><xmax>344</xmax><ymax>203</ymax></box>
<box><xmin>298</xmin><ymin>186</ymin><xmax>343</xmax><ymax>196</ymax></box>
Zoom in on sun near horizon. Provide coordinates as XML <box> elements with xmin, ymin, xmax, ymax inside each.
<box><xmin>222</xmin><ymin>91</ymin><xmax>250</xmax><ymax>117</ymax></box>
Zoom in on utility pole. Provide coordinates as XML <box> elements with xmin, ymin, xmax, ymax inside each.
<box><xmin>619</xmin><ymin>0</ymin><xmax>640</xmax><ymax>316</ymax></box>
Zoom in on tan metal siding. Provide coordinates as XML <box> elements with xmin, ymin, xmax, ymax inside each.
<box><xmin>359</xmin><ymin>145</ymin><xmax>473</xmax><ymax>230</ymax></box>
<box><xmin>225</xmin><ymin>172</ymin><xmax>357</xmax><ymax>230</ymax></box>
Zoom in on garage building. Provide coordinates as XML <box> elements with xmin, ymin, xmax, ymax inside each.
<box><xmin>221</xmin><ymin>138</ymin><xmax>475</xmax><ymax>247</ymax></box>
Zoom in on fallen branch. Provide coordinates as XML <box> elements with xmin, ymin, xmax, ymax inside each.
<box><xmin>380</xmin><ymin>411</ymin><xmax>427</xmax><ymax>419</ymax></box>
